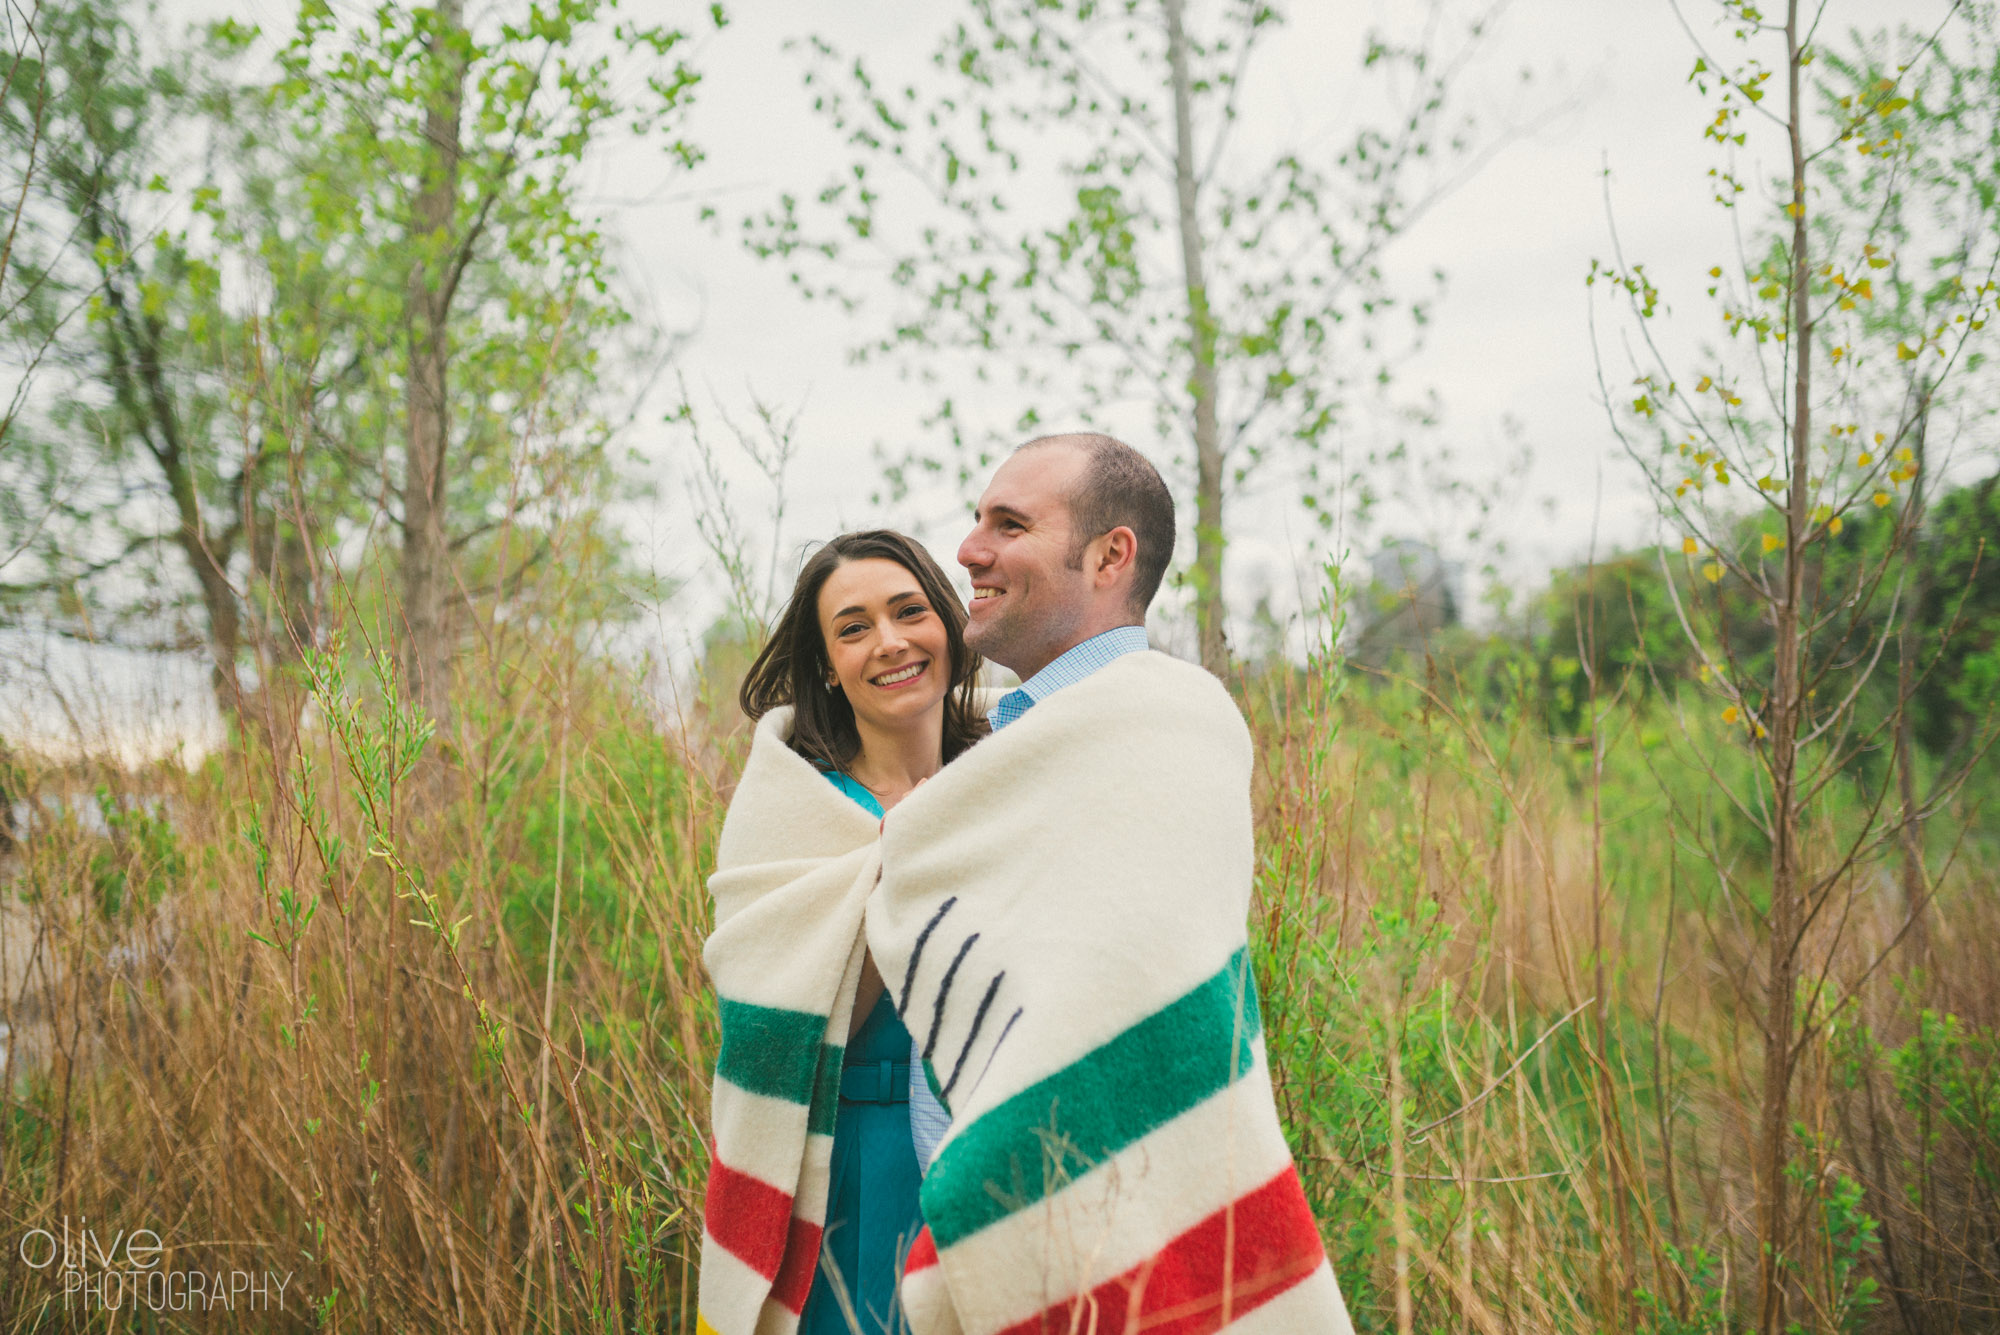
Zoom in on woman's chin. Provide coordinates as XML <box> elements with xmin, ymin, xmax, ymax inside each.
<box><xmin>857</xmin><ymin>689</ymin><xmax>948</xmax><ymax>731</ymax></box>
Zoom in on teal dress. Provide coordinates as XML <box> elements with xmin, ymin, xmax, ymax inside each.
<box><xmin>803</xmin><ymin>771</ymin><xmax>925</xmax><ymax>1335</ymax></box>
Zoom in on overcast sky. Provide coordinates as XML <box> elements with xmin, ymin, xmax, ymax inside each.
<box><xmin>611</xmin><ymin>0</ymin><xmax>1957</xmax><ymax>645</ymax></box>
<box><xmin>630</xmin><ymin>0</ymin><xmax>1701</xmax><ymax>625</ymax></box>
<box><xmin>1</xmin><ymin>0</ymin><xmax>1965</xmax><ymax>759</ymax></box>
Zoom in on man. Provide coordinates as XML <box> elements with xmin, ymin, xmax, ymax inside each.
<box><xmin>867</xmin><ymin>433</ymin><xmax>1353</xmax><ymax>1334</ymax></box>
<box><xmin>957</xmin><ymin>433</ymin><xmax>1168</xmax><ymax>703</ymax></box>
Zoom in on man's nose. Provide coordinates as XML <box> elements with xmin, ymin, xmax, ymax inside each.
<box><xmin>957</xmin><ymin>525</ymin><xmax>986</xmax><ymax>571</ymax></box>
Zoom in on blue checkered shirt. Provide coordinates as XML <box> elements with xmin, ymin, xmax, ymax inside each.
<box><xmin>986</xmin><ymin>624</ymin><xmax>1153</xmax><ymax>730</ymax></box>
<box><xmin>907</xmin><ymin>624</ymin><xmax>1152</xmax><ymax>1175</ymax></box>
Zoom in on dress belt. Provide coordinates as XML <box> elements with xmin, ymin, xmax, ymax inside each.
<box><xmin>840</xmin><ymin>1059</ymin><xmax>910</xmax><ymax>1104</ymax></box>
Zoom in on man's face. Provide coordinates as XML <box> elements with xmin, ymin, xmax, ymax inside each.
<box><xmin>957</xmin><ymin>445</ymin><xmax>1093</xmax><ymax>679</ymax></box>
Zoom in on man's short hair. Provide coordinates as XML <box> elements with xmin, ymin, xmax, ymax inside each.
<box><xmin>1020</xmin><ymin>432</ymin><xmax>1175</xmax><ymax>615</ymax></box>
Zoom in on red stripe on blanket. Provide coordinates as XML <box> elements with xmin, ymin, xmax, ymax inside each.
<box><xmin>904</xmin><ymin>1226</ymin><xmax>939</xmax><ymax>1275</ymax></box>
<box><xmin>769</xmin><ymin>1216</ymin><xmax>824</xmax><ymax>1314</ymax></box>
<box><xmin>703</xmin><ymin>1158</ymin><xmax>795</xmax><ymax>1280</ymax></box>
<box><xmin>993</xmin><ymin>1167</ymin><xmax>1324</xmax><ymax>1335</ymax></box>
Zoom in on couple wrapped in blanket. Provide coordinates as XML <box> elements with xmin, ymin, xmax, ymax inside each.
<box><xmin>698</xmin><ymin>434</ymin><xmax>1354</xmax><ymax>1334</ymax></box>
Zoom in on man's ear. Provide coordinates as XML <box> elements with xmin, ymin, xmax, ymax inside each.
<box><xmin>1091</xmin><ymin>526</ymin><xmax>1139</xmax><ymax>589</ymax></box>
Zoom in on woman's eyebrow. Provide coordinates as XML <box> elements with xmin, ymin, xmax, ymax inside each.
<box><xmin>830</xmin><ymin>590</ymin><xmax>924</xmax><ymax>620</ymax></box>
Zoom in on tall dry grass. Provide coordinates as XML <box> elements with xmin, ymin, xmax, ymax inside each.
<box><xmin>0</xmin><ymin>631</ymin><xmax>1994</xmax><ymax>1333</ymax></box>
<box><xmin>0</xmin><ymin>595</ymin><xmax>747</xmax><ymax>1331</ymax></box>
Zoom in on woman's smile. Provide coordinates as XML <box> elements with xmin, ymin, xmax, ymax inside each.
<box><xmin>870</xmin><ymin>659</ymin><xmax>930</xmax><ymax>689</ymax></box>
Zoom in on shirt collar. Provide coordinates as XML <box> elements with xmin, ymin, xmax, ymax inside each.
<box><xmin>1013</xmin><ymin>624</ymin><xmax>1152</xmax><ymax>707</ymax></box>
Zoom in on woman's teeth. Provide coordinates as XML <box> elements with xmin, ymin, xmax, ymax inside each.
<box><xmin>874</xmin><ymin>662</ymin><xmax>927</xmax><ymax>686</ymax></box>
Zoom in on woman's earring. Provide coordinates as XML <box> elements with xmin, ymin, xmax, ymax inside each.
<box><xmin>824</xmin><ymin>675</ymin><xmax>837</xmax><ymax>692</ymax></box>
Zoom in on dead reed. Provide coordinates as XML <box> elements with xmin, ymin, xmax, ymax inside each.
<box><xmin>0</xmin><ymin>642</ymin><xmax>1991</xmax><ymax>1333</ymax></box>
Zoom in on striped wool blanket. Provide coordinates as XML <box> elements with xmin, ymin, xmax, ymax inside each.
<box><xmin>697</xmin><ymin>651</ymin><xmax>1352</xmax><ymax>1334</ymax></box>
<box><xmin>698</xmin><ymin>704</ymin><xmax>883</xmax><ymax>1334</ymax></box>
<box><xmin>870</xmin><ymin>650</ymin><xmax>1352</xmax><ymax>1334</ymax></box>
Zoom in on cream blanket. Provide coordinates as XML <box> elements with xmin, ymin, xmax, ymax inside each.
<box><xmin>698</xmin><ymin>703</ymin><xmax>881</xmax><ymax>1334</ymax></box>
<box><xmin>698</xmin><ymin>650</ymin><xmax>1352</xmax><ymax>1335</ymax></box>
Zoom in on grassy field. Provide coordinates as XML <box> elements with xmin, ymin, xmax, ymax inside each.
<box><xmin>0</xmin><ymin>626</ymin><xmax>1994</xmax><ymax>1333</ymax></box>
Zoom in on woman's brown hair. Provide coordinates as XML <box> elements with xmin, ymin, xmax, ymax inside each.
<box><xmin>739</xmin><ymin>530</ymin><xmax>988</xmax><ymax>772</ymax></box>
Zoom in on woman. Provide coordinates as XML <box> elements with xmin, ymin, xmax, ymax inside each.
<box><xmin>700</xmin><ymin>530</ymin><xmax>986</xmax><ymax>1335</ymax></box>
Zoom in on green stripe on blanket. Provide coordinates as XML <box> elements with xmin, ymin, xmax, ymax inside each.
<box><xmin>808</xmin><ymin>1041</ymin><xmax>842</xmax><ymax>1137</ymax></box>
<box><xmin>921</xmin><ymin>949</ymin><xmax>1262</xmax><ymax>1248</ymax></box>
<box><xmin>716</xmin><ymin>998</ymin><xmax>842</xmax><ymax>1118</ymax></box>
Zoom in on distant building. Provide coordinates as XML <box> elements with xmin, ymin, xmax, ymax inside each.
<box><xmin>1352</xmin><ymin>538</ymin><xmax>1462</xmax><ymax>666</ymax></box>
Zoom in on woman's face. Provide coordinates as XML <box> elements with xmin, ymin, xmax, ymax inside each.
<box><xmin>816</xmin><ymin>557</ymin><xmax>954</xmax><ymax>737</ymax></box>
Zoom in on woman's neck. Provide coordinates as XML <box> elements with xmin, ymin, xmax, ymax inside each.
<box><xmin>848</xmin><ymin>711</ymin><xmax>945</xmax><ymax>804</ymax></box>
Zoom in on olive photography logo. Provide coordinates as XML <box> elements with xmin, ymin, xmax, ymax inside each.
<box><xmin>18</xmin><ymin>1216</ymin><xmax>294</xmax><ymax>1313</ymax></box>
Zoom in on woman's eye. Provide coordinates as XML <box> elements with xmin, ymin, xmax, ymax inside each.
<box><xmin>839</xmin><ymin>623</ymin><xmax>865</xmax><ymax>637</ymax></box>
<box><xmin>900</xmin><ymin>604</ymin><xmax>929</xmax><ymax>618</ymax></box>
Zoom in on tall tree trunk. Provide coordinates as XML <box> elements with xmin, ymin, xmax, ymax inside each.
<box><xmin>90</xmin><ymin>225</ymin><xmax>244</xmax><ymax>725</ymax></box>
<box><xmin>1895</xmin><ymin>386</ymin><xmax>1932</xmax><ymax>963</ymax></box>
<box><xmin>402</xmin><ymin>0</ymin><xmax>467</xmax><ymax>734</ymax></box>
<box><xmin>172</xmin><ymin>450</ymin><xmax>245</xmax><ymax>725</ymax></box>
<box><xmin>1757</xmin><ymin>5</ymin><xmax>1811</xmax><ymax>1329</ymax></box>
<box><xmin>1164</xmin><ymin>0</ymin><xmax>1228</xmax><ymax>677</ymax></box>
<box><xmin>248</xmin><ymin>482</ymin><xmax>319</xmax><ymax>764</ymax></box>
